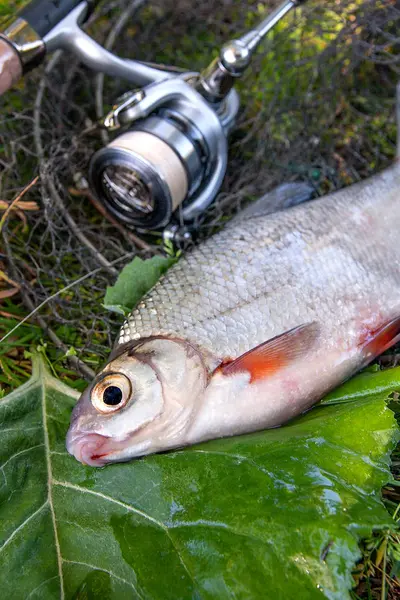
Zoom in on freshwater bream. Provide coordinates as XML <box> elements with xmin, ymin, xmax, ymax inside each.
<box><xmin>67</xmin><ymin>154</ymin><xmax>400</xmax><ymax>467</ymax></box>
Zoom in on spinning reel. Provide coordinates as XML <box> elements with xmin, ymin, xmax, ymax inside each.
<box><xmin>0</xmin><ymin>0</ymin><xmax>306</xmax><ymax>241</ymax></box>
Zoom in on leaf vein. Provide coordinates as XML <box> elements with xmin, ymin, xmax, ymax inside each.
<box><xmin>167</xmin><ymin>520</ymin><xmax>269</xmax><ymax>546</ymax></box>
<box><xmin>190</xmin><ymin>449</ymin><xmax>273</xmax><ymax>477</ymax></box>
<box><xmin>52</xmin><ymin>480</ymin><xmax>164</xmax><ymax>528</ymax></box>
<box><xmin>25</xmin><ymin>576</ymin><xmax>59</xmax><ymax>599</ymax></box>
<box><xmin>1</xmin><ymin>426</ymin><xmax>41</xmax><ymax>434</ymax></box>
<box><xmin>0</xmin><ymin>443</ymin><xmax>44</xmax><ymax>472</ymax></box>
<box><xmin>62</xmin><ymin>559</ymin><xmax>141</xmax><ymax>596</ymax></box>
<box><xmin>0</xmin><ymin>501</ymin><xmax>48</xmax><ymax>552</ymax></box>
<box><xmin>54</xmin><ymin>482</ymin><xmax>203</xmax><ymax>597</ymax></box>
<box><xmin>164</xmin><ymin>528</ymin><xmax>203</xmax><ymax>598</ymax></box>
<box><xmin>41</xmin><ymin>379</ymin><xmax>65</xmax><ymax>599</ymax></box>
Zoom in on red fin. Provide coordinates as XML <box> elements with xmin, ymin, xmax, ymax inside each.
<box><xmin>361</xmin><ymin>317</ymin><xmax>400</xmax><ymax>365</ymax></box>
<box><xmin>219</xmin><ymin>322</ymin><xmax>320</xmax><ymax>383</ymax></box>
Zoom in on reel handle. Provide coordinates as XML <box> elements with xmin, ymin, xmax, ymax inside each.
<box><xmin>197</xmin><ymin>0</ymin><xmax>307</xmax><ymax>102</ymax></box>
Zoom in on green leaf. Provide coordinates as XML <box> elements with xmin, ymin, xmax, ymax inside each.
<box><xmin>103</xmin><ymin>256</ymin><xmax>177</xmax><ymax>315</ymax></box>
<box><xmin>0</xmin><ymin>359</ymin><xmax>399</xmax><ymax>599</ymax></box>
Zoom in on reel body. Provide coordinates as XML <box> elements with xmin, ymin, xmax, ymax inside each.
<box><xmin>90</xmin><ymin>91</ymin><xmax>237</xmax><ymax>231</ymax></box>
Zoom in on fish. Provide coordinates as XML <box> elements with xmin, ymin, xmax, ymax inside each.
<box><xmin>66</xmin><ymin>91</ymin><xmax>400</xmax><ymax>467</ymax></box>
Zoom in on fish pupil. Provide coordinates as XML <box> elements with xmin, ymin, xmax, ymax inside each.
<box><xmin>103</xmin><ymin>385</ymin><xmax>123</xmax><ymax>406</ymax></box>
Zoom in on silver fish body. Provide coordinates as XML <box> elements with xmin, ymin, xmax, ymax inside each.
<box><xmin>67</xmin><ymin>162</ymin><xmax>400</xmax><ymax>466</ymax></box>
<box><xmin>120</xmin><ymin>165</ymin><xmax>400</xmax><ymax>359</ymax></box>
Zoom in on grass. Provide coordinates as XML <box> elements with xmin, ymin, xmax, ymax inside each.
<box><xmin>0</xmin><ymin>300</ymin><xmax>89</xmax><ymax>393</ymax></box>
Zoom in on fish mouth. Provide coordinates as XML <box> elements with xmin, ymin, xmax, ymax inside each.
<box><xmin>66</xmin><ymin>431</ymin><xmax>112</xmax><ymax>467</ymax></box>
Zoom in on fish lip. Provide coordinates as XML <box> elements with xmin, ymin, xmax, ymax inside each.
<box><xmin>66</xmin><ymin>431</ymin><xmax>111</xmax><ymax>467</ymax></box>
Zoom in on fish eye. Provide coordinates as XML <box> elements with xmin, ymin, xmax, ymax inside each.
<box><xmin>103</xmin><ymin>386</ymin><xmax>122</xmax><ymax>406</ymax></box>
<box><xmin>91</xmin><ymin>373</ymin><xmax>132</xmax><ymax>414</ymax></box>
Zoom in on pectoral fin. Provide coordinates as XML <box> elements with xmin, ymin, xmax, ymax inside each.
<box><xmin>219</xmin><ymin>322</ymin><xmax>320</xmax><ymax>383</ymax></box>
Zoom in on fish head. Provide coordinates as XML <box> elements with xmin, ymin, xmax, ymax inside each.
<box><xmin>66</xmin><ymin>337</ymin><xmax>208</xmax><ymax>466</ymax></box>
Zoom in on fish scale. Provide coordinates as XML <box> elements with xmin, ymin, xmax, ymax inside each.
<box><xmin>119</xmin><ymin>163</ymin><xmax>400</xmax><ymax>359</ymax></box>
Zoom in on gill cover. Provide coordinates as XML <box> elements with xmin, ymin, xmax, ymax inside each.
<box><xmin>66</xmin><ymin>338</ymin><xmax>207</xmax><ymax>465</ymax></box>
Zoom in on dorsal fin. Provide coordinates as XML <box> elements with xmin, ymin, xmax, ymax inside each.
<box><xmin>219</xmin><ymin>322</ymin><xmax>320</xmax><ymax>383</ymax></box>
<box><xmin>228</xmin><ymin>182</ymin><xmax>314</xmax><ymax>223</ymax></box>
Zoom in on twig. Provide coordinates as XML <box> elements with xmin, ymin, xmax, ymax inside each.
<box><xmin>45</xmin><ymin>176</ymin><xmax>119</xmax><ymax>277</ymax></box>
<box><xmin>139</xmin><ymin>60</ymin><xmax>186</xmax><ymax>73</ymax></box>
<box><xmin>0</xmin><ymin>310</ymin><xmax>24</xmax><ymax>320</ymax></box>
<box><xmin>68</xmin><ymin>187</ymin><xmax>155</xmax><ymax>253</ymax></box>
<box><xmin>2</xmin><ymin>226</ymin><xmax>97</xmax><ymax>380</ymax></box>
<box><xmin>381</xmin><ymin>541</ymin><xmax>387</xmax><ymax>600</ymax></box>
<box><xmin>33</xmin><ymin>53</ymin><xmax>120</xmax><ymax>278</ymax></box>
<box><xmin>0</xmin><ymin>200</ymin><xmax>39</xmax><ymax>211</ymax></box>
<box><xmin>2</xmin><ymin>225</ymin><xmax>133</xmax><ymax>379</ymax></box>
<box><xmin>0</xmin><ymin>269</ymin><xmax>20</xmax><ymax>288</ymax></box>
<box><xmin>0</xmin><ymin>251</ymin><xmax>133</xmax><ymax>346</ymax></box>
<box><xmin>0</xmin><ymin>176</ymin><xmax>39</xmax><ymax>233</ymax></box>
<box><xmin>15</xmin><ymin>288</ymin><xmax>96</xmax><ymax>381</ymax></box>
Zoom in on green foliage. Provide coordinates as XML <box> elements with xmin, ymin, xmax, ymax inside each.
<box><xmin>104</xmin><ymin>255</ymin><xmax>177</xmax><ymax>315</ymax></box>
<box><xmin>0</xmin><ymin>308</ymin><xmax>41</xmax><ymax>389</ymax></box>
<box><xmin>0</xmin><ymin>302</ymin><xmax>91</xmax><ymax>394</ymax></box>
<box><xmin>354</xmin><ymin>524</ymin><xmax>400</xmax><ymax>598</ymax></box>
<box><xmin>0</xmin><ymin>1</ymin><xmax>25</xmax><ymax>18</ymax></box>
<box><xmin>0</xmin><ymin>358</ymin><xmax>399</xmax><ymax>599</ymax></box>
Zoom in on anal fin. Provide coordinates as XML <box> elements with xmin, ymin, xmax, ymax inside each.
<box><xmin>219</xmin><ymin>322</ymin><xmax>320</xmax><ymax>383</ymax></box>
<box><xmin>361</xmin><ymin>316</ymin><xmax>400</xmax><ymax>365</ymax></box>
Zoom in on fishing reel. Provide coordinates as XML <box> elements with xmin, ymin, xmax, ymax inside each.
<box><xmin>0</xmin><ymin>0</ymin><xmax>306</xmax><ymax>241</ymax></box>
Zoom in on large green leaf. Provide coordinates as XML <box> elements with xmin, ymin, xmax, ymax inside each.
<box><xmin>0</xmin><ymin>359</ymin><xmax>399</xmax><ymax>600</ymax></box>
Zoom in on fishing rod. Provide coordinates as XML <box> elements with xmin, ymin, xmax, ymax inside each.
<box><xmin>0</xmin><ymin>0</ymin><xmax>307</xmax><ymax>242</ymax></box>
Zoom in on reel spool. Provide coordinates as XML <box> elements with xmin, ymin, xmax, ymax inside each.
<box><xmin>90</xmin><ymin>109</ymin><xmax>208</xmax><ymax>230</ymax></box>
